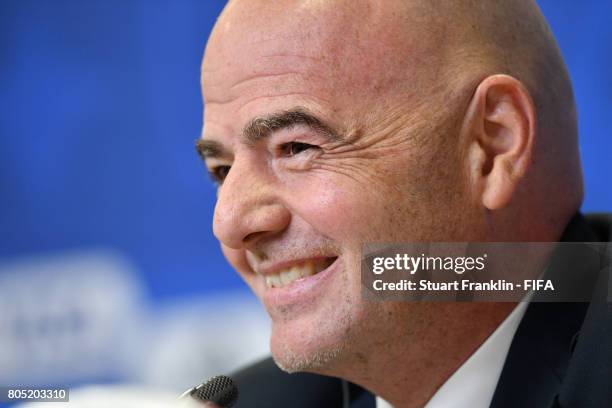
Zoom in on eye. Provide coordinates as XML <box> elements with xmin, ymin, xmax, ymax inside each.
<box><xmin>209</xmin><ymin>165</ymin><xmax>231</xmax><ymax>184</ymax></box>
<box><xmin>280</xmin><ymin>142</ymin><xmax>318</xmax><ymax>157</ymax></box>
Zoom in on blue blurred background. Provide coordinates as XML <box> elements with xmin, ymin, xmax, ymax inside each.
<box><xmin>0</xmin><ymin>0</ymin><xmax>610</xmax><ymax>404</ymax></box>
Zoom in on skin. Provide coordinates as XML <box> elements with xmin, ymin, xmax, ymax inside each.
<box><xmin>198</xmin><ymin>1</ymin><xmax>583</xmax><ymax>406</ymax></box>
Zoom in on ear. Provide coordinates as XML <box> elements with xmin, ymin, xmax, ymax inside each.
<box><xmin>462</xmin><ymin>74</ymin><xmax>536</xmax><ymax>210</ymax></box>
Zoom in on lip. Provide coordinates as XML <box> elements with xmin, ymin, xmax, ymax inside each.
<box><xmin>261</xmin><ymin>256</ymin><xmax>340</xmax><ymax>309</ymax></box>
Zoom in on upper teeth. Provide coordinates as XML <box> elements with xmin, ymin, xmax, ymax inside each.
<box><xmin>264</xmin><ymin>260</ymin><xmax>329</xmax><ymax>288</ymax></box>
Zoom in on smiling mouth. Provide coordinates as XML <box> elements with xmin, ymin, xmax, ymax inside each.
<box><xmin>264</xmin><ymin>257</ymin><xmax>337</xmax><ymax>289</ymax></box>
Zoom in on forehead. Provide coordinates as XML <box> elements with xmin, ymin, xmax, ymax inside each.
<box><xmin>200</xmin><ymin>0</ymin><xmax>432</xmax><ymax>142</ymax></box>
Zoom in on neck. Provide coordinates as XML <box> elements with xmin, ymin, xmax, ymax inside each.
<box><xmin>322</xmin><ymin>302</ymin><xmax>516</xmax><ymax>408</ymax></box>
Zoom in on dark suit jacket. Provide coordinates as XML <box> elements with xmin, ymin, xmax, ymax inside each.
<box><xmin>230</xmin><ymin>214</ymin><xmax>612</xmax><ymax>408</ymax></box>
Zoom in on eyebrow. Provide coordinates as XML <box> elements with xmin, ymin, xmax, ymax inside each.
<box><xmin>196</xmin><ymin>107</ymin><xmax>342</xmax><ymax>161</ymax></box>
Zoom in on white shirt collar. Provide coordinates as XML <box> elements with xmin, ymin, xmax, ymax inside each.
<box><xmin>376</xmin><ymin>300</ymin><xmax>530</xmax><ymax>408</ymax></box>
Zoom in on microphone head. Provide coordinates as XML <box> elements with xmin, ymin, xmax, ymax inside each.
<box><xmin>192</xmin><ymin>375</ymin><xmax>238</xmax><ymax>407</ymax></box>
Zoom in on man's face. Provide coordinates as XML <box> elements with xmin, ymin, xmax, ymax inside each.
<box><xmin>199</xmin><ymin>1</ymin><xmax>474</xmax><ymax>373</ymax></box>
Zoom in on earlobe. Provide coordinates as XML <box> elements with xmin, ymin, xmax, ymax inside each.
<box><xmin>463</xmin><ymin>74</ymin><xmax>536</xmax><ymax>210</ymax></box>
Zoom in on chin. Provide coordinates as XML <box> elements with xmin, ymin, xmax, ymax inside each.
<box><xmin>268</xmin><ymin>314</ymin><xmax>352</xmax><ymax>374</ymax></box>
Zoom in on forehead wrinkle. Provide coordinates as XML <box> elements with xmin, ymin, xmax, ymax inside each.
<box><xmin>261</xmin><ymin>53</ymin><xmax>324</xmax><ymax>62</ymax></box>
<box><xmin>205</xmin><ymin>90</ymin><xmax>318</xmax><ymax>108</ymax></box>
<box><xmin>229</xmin><ymin>71</ymin><xmax>306</xmax><ymax>90</ymax></box>
<box><xmin>242</xmin><ymin>33</ymin><xmax>306</xmax><ymax>47</ymax></box>
<box><xmin>232</xmin><ymin>90</ymin><xmax>331</xmax><ymax>115</ymax></box>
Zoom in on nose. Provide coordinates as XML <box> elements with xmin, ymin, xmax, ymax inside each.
<box><xmin>212</xmin><ymin>158</ymin><xmax>291</xmax><ymax>250</ymax></box>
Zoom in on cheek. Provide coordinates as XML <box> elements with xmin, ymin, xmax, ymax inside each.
<box><xmin>291</xmin><ymin>177</ymin><xmax>392</xmax><ymax>241</ymax></box>
<box><xmin>287</xmin><ymin>163</ymin><xmax>459</xmax><ymax>244</ymax></box>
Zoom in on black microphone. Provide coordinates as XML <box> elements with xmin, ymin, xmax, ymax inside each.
<box><xmin>179</xmin><ymin>375</ymin><xmax>239</xmax><ymax>407</ymax></box>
